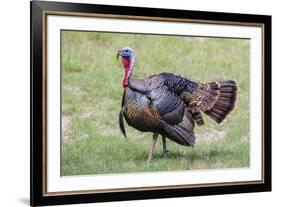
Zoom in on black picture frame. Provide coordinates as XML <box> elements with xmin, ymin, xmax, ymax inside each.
<box><xmin>30</xmin><ymin>1</ymin><xmax>271</xmax><ymax>206</ymax></box>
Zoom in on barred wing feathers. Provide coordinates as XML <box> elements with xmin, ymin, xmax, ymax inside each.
<box><xmin>160</xmin><ymin>73</ymin><xmax>237</xmax><ymax>124</ymax></box>
<box><xmin>120</xmin><ymin>77</ymin><xmax>196</xmax><ymax>147</ymax></box>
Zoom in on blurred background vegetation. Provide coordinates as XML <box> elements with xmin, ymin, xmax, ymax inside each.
<box><xmin>61</xmin><ymin>31</ymin><xmax>250</xmax><ymax>176</ymax></box>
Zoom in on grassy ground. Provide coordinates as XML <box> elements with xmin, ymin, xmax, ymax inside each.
<box><xmin>61</xmin><ymin>31</ymin><xmax>250</xmax><ymax>176</ymax></box>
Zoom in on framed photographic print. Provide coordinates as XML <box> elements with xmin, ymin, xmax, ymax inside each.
<box><xmin>30</xmin><ymin>0</ymin><xmax>271</xmax><ymax>206</ymax></box>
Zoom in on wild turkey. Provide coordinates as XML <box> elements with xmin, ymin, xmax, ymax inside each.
<box><xmin>117</xmin><ymin>47</ymin><xmax>237</xmax><ymax>162</ymax></box>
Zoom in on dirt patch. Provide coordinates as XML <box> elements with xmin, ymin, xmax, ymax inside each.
<box><xmin>198</xmin><ymin>129</ymin><xmax>226</xmax><ymax>144</ymax></box>
<box><xmin>64</xmin><ymin>85</ymin><xmax>82</xmax><ymax>94</ymax></box>
<box><xmin>62</xmin><ymin>115</ymin><xmax>71</xmax><ymax>144</ymax></box>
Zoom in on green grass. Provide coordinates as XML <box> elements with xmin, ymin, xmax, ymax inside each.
<box><xmin>61</xmin><ymin>31</ymin><xmax>250</xmax><ymax>176</ymax></box>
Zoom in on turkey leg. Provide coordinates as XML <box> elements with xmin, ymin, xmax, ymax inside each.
<box><xmin>162</xmin><ymin>136</ymin><xmax>168</xmax><ymax>158</ymax></box>
<box><xmin>147</xmin><ymin>133</ymin><xmax>158</xmax><ymax>162</ymax></box>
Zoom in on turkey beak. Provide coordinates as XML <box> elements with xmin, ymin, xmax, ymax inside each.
<box><xmin>116</xmin><ymin>50</ymin><xmax>121</xmax><ymax>60</ymax></box>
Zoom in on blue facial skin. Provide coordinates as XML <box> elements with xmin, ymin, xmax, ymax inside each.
<box><xmin>117</xmin><ymin>47</ymin><xmax>135</xmax><ymax>60</ymax></box>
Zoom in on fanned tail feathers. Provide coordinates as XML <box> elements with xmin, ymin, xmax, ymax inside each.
<box><xmin>204</xmin><ymin>80</ymin><xmax>237</xmax><ymax>123</ymax></box>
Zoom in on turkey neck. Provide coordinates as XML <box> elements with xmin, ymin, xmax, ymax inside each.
<box><xmin>122</xmin><ymin>56</ymin><xmax>135</xmax><ymax>88</ymax></box>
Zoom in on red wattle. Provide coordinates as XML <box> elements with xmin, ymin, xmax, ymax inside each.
<box><xmin>123</xmin><ymin>69</ymin><xmax>130</xmax><ymax>87</ymax></box>
<box><xmin>122</xmin><ymin>57</ymin><xmax>130</xmax><ymax>69</ymax></box>
<box><xmin>123</xmin><ymin>79</ymin><xmax>129</xmax><ymax>87</ymax></box>
<box><xmin>122</xmin><ymin>57</ymin><xmax>131</xmax><ymax>88</ymax></box>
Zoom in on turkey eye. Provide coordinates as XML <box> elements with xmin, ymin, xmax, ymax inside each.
<box><xmin>125</xmin><ymin>50</ymin><xmax>128</xmax><ymax>53</ymax></box>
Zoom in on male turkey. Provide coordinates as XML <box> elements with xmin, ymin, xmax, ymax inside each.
<box><xmin>117</xmin><ymin>47</ymin><xmax>237</xmax><ymax>162</ymax></box>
